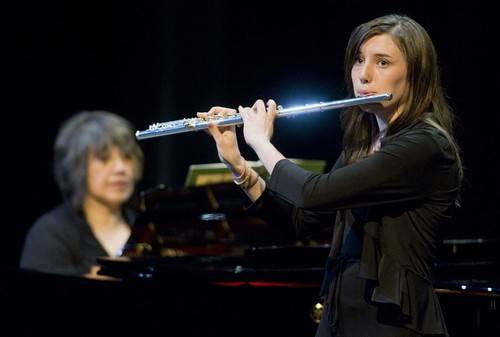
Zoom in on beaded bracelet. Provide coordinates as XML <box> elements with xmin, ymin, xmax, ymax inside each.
<box><xmin>231</xmin><ymin>161</ymin><xmax>246</xmax><ymax>181</ymax></box>
<box><xmin>233</xmin><ymin>161</ymin><xmax>251</xmax><ymax>188</ymax></box>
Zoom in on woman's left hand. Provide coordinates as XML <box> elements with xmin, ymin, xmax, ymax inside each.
<box><xmin>239</xmin><ymin>99</ymin><xmax>277</xmax><ymax>149</ymax></box>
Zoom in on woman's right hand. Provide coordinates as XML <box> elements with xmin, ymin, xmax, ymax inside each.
<box><xmin>197</xmin><ymin>107</ymin><xmax>246</xmax><ymax>175</ymax></box>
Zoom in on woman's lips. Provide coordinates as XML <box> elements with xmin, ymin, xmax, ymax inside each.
<box><xmin>109</xmin><ymin>181</ymin><xmax>130</xmax><ymax>188</ymax></box>
<box><xmin>357</xmin><ymin>91</ymin><xmax>376</xmax><ymax>96</ymax></box>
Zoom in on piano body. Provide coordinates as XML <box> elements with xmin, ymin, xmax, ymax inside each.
<box><xmin>1</xmin><ymin>182</ymin><xmax>499</xmax><ymax>337</ymax></box>
<box><xmin>100</xmin><ymin>182</ymin><xmax>500</xmax><ymax>336</ymax></box>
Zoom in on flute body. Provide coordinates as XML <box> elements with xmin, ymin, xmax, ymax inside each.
<box><xmin>136</xmin><ymin>93</ymin><xmax>392</xmax><ymax>140</ymax></box>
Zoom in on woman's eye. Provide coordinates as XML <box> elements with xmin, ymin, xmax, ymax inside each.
<box><xmin>378</xmin><ymin>59</ymin><xmax>389</xmax><ymax>67</ymax></box>
<box><xmin>94</xmin><ymin>152</ymin><xmax>108</xmax><ymax>161</ymax></box>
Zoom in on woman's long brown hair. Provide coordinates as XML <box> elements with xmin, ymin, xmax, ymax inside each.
<box><xmin>341</xmin><ymin>14</ymin><xmax>463</xmax><ymax>185</ymax></box>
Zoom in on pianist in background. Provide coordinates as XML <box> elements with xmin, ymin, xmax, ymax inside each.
<box><xmin>201</xmin><ymin>14</ymin><xmax>462</xmax><ymax>337</ymax></box>
<box><xmin>20</xmin><ymin>111</ymin><xmax>144</xmax><ymax>276</ymax></box>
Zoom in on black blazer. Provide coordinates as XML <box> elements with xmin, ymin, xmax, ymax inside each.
<box><xmin>250</xmin><ymin>121</ymin><xmax>460</xmax><ymax>335</ymax></box>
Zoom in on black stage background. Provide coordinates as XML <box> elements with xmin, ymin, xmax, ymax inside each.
<box><xmin>3</xmin><ymin>0</ymin><xmax>498</xmax><ymax>268</ymax></box>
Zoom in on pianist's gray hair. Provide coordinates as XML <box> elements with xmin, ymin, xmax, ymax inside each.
<box><xmin>53</xmin><ymin>111</ymin><xmax>144</xmax><ymax>210</ymax></box>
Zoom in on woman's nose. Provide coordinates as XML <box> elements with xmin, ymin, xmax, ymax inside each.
<box><xmin>111</xmin><ymin>156</ymin><xmax>128</xmax><ymax>172</ymax></box>
<box><xmin>358</xmin><ymin>63</ymin><xmax>372</xmax><ymax>84</ymax></box>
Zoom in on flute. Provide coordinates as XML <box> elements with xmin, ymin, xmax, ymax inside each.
<box><xmin>136</xmin><ymin>93</ymin><xmax>392</xmax><ymax>140</ymax></box>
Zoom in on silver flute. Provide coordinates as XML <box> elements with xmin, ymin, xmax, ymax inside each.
<box><xmin>136</xmin><ymin>93</ymin><xmax>392</xmax><ymax>140</ymax></box>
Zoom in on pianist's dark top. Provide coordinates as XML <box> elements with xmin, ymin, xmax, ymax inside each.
<box><xmin>251</xmin><ymin>120</ymin><xmax>460</xmax><ymax>336</ymax></box>
<box><xmin>20</xmin><ymin>203</ymin><xmax>134</xmax><ymax>276</ymax></box>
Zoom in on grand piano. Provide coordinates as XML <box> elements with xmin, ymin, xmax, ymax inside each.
<box><xmin>2</xmin><ymin>179</ymin><xmax>499</xmax><ymax>337</ymax></box>
<box><xmin>98</xmin><ymin>177</ymin><xmax>499</xmax><ymax>337</ymax></box>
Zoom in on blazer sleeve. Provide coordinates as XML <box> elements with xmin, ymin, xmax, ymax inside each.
<box><xmin>266</xmin><ymin>128</ymin><xmax>452</xmax><ymax>211</ymax></box>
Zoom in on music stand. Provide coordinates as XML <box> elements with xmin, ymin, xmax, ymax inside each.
<box><xmin>184</xmin><ymin>158</ymin><xmax>326</xmax><ymax>187</ymax></box>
